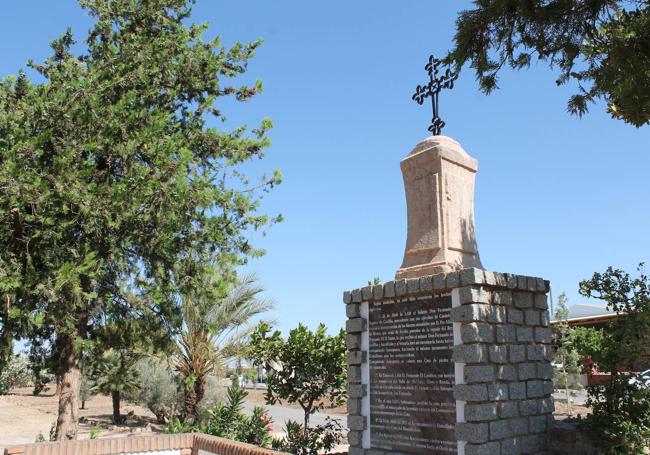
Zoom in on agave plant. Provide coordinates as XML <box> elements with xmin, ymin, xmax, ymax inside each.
<box><xmin>173</xmin><ymin>271</ymin><xmax>272</xmax><ymax>421</ymax></box>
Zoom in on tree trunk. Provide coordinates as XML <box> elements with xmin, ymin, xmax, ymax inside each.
<box><xmin>112</xmin><ymin>391</ymin><xmax>121</xmax><ymax>424</ymax></box>
<box><xmin>182</xmin><ymin>382</ymin><xmax>197</xmax><ymax>421</ymax></box>
<box><xmin>0</xmin><ymin>295</ymin><xmax>13</xmax><ymax>368</ymax></box>
<box><xmin>181</xmin><ymin>374</ymin><xmax>206</xmax><ymax>421</ymax></box>
<box><xmin>54</xmin><ymin>316</ymin><xmax>86</xmax><ymax>441</ymax></box>
<box><xmin>300</xmin><ymin>401</ymin><xmax>312</xmax><ymax>430</ymax></box>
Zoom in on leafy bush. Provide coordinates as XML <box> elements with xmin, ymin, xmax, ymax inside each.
<box><xmin>198</xmin><ymin>375</ymin><xmax>225</xmax><ymax>409</ymax></box>
<box><xmin>133</xmin><ymin>358</ymin><xmax>183</xmax><ymax>424</ymax></box>
<box><xmin>204</xmin><ymin>386</ymin><xmax>273</xmax><ymax>447</ymax></box>
<box><xmin>164</xmin><ymin>383</ymin><xmax>344</xmax><ymax>454</ymax></box>
<box><xmin>578</xmin><ymin>264</ymin><xmax>650</xmax><ymax>454</ymax></box>
<box><xmin>165</xmin><ymin>386</ymin><xmax>273</xmax><ymax>448</ymax></box>
<box><xmin>163</xmin><ymin>416</ymin><xmax>196</xmax><ymax>434</ymax></box>
<box><xmin>271</xmin><ymin>418</ymin><xmax>343</xmax><ymax>455</ymax></box>
<box><xmin>0</xmin><ymin>356</ymin><xmax>31</xmax><ymax>394</ymax></box>
<box><xmin>583</xmin><ymin>374</ymin><xmax>650</xmax><ymax>453</ymax></box>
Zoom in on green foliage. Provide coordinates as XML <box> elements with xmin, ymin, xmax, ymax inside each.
<box><xmin>577</xmin><ymin>264</ymin><xmax>650</xmax><ymax>453</ymax></box>
<box><xmin>163</xmin><ymin>416</ymin><xmax>196</xmax><ymax>434</ymax></box>
<box><xmin>79</xmin><ymin>370</ymin><xmax>95</xmax><ymax>408</ymax></box>
<box><xmin>0</xmin><ymin>355</ymin><xmax>31</xmax><ymax>394</ymax></box>
<box><xmin>449</xmin><ymin>1</ymin><xmax>650</xmax><ymax>126</ymax></box>
<box><xmin>89</xmin><ymin>349</ymin><xmax>139</xmax><ymax>397</ymax></box>
<box><xmin>203</xmin><ymin>386</ymin><xmax>273</xmax><ymax>447</ymax></box>
<box><xmin>552</xmin><ymin>293</ymin><xmax>582</xmax><ymax>415</ymax></box>
<box><xmin>568</xmin><ymin>382</ymin><xmax>584</xmax><ymax>391</ymax></box>
<box><xmin>249</xmin><ymin>322</ymin><xmax>347</xmax><ymax>429</ymax></box>
<box><xmin>367</xmin><ymin>277</ymin><xmax>380</xmax><ymax>286</ymax></box>
<box><xmin>88</xmin><ymin>349</ymin><xmax>140</xmax><ymax>422</ymax></box>
<box><xmin>579</xmin><ymin>263</ymin><xmax>650</xmax><ymax>373</ymax></box>
<box><xmin>132</xmin><ymin>357</ymin><xmax>183</xmax><ymax>423</ymax></box>
<box><xmin>165</xmin><ymin>385</ymin><xmax>272</xmax><ymax>448</ymax></box>
<box><xmin>89</xmin><ymin>427</ymin><xmax>101</xmax><ymax>440</ymax></box>
<box><xmin>0</xmin><ymin>0</ymin><xmax>280</xmax><ymax>437</ymax></box>
<box><xmin>164</xmin><ymin>381</ymin><xmax>343</xmax><ymax>454</ymax></box>
<box><xmin>584</xmin><ymin>374</ymin><xmax>650</xmax><ymax>454</ymax></box>
<box><xmin>270</xmin><ymin>418</ymin><xmax>343</xmax><ymax>455</ymax></box>
<box><xmin>173</xmin><ymin>271</ymin><xmax>272</xmax><ymax>421</ymax></box>
<box><xmin>570</xmin><ymin>326</ymin><xmax>605</xmax><ymax>367</ymax></box>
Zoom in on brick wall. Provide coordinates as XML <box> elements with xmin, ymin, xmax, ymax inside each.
<box><xmin>3</xmin><ymin>433</ymin><xmax>287</xmax><ymax>455</ymax></box>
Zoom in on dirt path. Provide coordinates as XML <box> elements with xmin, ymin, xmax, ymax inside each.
<box><xmin>0</xmin><ymin>387</ymin><xmax>158</xmax><ymax>452</ymax></box>
<box><xmin>0</xmin><ymin>386</ymin><xmax>346</xmax><ymax>452</ymax></box>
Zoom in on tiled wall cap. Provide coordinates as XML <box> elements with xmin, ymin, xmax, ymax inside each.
<box><xmin>4</xmin><ymin>434</ymin><xmax>290</xmax><ymax>455</ymax></box>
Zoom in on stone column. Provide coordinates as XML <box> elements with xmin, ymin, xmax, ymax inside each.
<box><xmin>396</xmin><ymin>136</ymin><xmax>482</xmax><ymax>280</ymax></box>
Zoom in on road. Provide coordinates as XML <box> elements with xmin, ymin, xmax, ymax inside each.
<box><xmin>241</xmin><ymin>400</ymin><xmax>347</xmax><ymax>432</ymax></box>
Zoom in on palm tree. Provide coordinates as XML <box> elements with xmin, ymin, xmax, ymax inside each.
<box><xmin>89</xmin><ymin>349</ymin><xmax>139</xmax><ymax>423</ymax></box>
<box><xmin>173</xmin><ymin>272</ymin><xmax>272</xmax><ymax>421</ymax></box>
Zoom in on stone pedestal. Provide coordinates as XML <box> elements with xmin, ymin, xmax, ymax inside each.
<box><xmin>396</xmin><ymin>136</ymin><xmax>482</xmax><ymax>280</ymax></box>
<box><xmin>344</xmin><ymin>270</ymin><xmax>554</xmax><ymax>455</ymax></box>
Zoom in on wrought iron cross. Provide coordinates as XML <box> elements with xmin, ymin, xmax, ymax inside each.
<box><xmin>412</xmin><ymin>54</ymin><xmax>458</xmax><ymax>136</ymax></box>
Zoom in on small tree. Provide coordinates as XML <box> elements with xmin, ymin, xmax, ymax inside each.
<box><xmin>578</xmin><ymin>263</ymin><xmax>650</xmax><ymax>453</ymax></box>
<box><xmin>79</xmin><ymin>371</ymin><xmax>94</xmax><ymax>410</ymax></box>
<box><xmin>552</xmin><ymin>292</ymin><xmax>581</xmax><ymax>416</ymax></box>
<box><xmin>133</xmin><ymin>357</ymin><xmax>183</xmax><ymax>424</ymax></box>
<box><xmin>89</xmin><ymin>349</ymin><xmax>140</xmax><ymax>423</ymax></box>
<box><xmin>249</xmin><ymin>322</ymin><xmax>346</xmax><ymax>429</ymax></box>
<box><xmin>173</xmin><ymin>271</ymin><xmax>272</xmax><ymax>421</ymax></box>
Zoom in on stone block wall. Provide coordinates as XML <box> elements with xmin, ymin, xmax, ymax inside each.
<box><xmin>344</xmin><ymin>268</ymin><xmax>554</xmax><ymax>455</ymax></box>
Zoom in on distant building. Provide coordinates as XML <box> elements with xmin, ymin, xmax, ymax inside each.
<box><xmin>550</xmin><ymin>304</ymin><xmax>649</xmax><ymax>385</ymax></box>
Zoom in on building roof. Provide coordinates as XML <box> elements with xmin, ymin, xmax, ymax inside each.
<box><xmin>566</xmin><ymin>303</ymin><xmax>613</xmax><ymax>319</ymax></box>
<box><xmin>550</xmin><ymin>303</ymin><xmax>616</xmax><ymax>326</ymax></box>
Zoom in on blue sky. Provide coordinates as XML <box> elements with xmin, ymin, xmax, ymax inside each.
<box><xmin>2</xmin><ymin>1</ymin><xmax>648</xmax><ymax>336</ymax></box>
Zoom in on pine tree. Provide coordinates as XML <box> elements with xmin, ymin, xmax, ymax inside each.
<box><xmin>0</xmin><ymin>0</ymin><xmax>280</xmax><ymax>439</ymax></box>
<box><xmin>449</xmin><ymin>1</ymin><xmax>650</xmax><ymax>126</ymax></box>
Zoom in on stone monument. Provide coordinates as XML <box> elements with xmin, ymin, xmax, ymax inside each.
<box><xmin>344</xmin><ymin>57</ymin><xmax>554</xmax><ymax>454</ymax></box>
<box><xmin>396</xmin><ymin>135</ymin><xmax>482</xmax><ymax>279</ymax></box>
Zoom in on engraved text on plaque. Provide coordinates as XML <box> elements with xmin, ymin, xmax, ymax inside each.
<box><xmin>368</xmin><ymin>295</ymin><xmax>456</xmax><ymax>454</ymax></box>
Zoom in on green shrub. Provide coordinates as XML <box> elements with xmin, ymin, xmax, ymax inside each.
<box><xmin>0</xmin><ymin>356</ymin><xmax>31</xmax><ymax>394</ymax></box>
<box><xmin>204</xmin><ymin>386</ymin><xmax>273</xmax><ymax>448</ymax></box>
<box><xmin>89</xmin><ymin>427</ymin><xmax>101</xmax><ymax>440</ymax></box>
<box><xmin>133</xmin><ymin>358</ymin><xmax>183</xmax><ymax>424</ymax></box>
<box><xmin>163</xmin><ymin>416</ymin><xmax>196</xmax><ymax>434</ymax></box>
<box><xmin>578</xmin><ymin>264</ymin><xmax>650</xmax><ymax>454</ymax></box>
<box><xmin>164</xmin><ymin>385</ymin><xmax>273</xmax><ymax>448</ymax></box>
<box><xmin>271</xmin><ymin>418</ymin><xmax>343</xmax><ymax>455</ymax></box>
<box><xmin>583</xmin><ymin>374</ymin><xmax>650</xmax><ymax>453</ymax></box>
